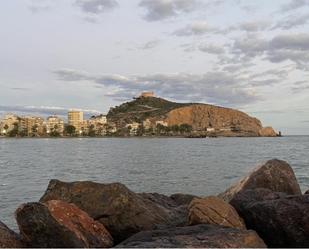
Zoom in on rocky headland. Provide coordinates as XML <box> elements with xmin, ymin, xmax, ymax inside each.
<box><xmin>1</xmin><ymin>159</ymin><xmax>308</xmax><ymax>248</ymax></box>
<box><xmin>107</xmin><ymin>96</ymin><xmax>278</xmax><ymax>137</ymax></box>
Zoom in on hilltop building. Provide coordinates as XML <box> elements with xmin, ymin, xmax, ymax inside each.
<box><xmin>68</xmin><ymin>110</ymin><xmax>83</xmax><ymax>133</ymax></box>
<box><xmin>140</xmin><ymin>91</ymin><xmax>154</xmax><ymax>98</ymax></box>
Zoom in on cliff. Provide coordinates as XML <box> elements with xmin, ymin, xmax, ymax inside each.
<box><xmin>107</xmin><ymin>97</ymin><xmax>277</xmax><ymax>137</ymax></box>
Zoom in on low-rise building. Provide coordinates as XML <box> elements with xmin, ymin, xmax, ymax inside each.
<box><xmin>143</xmin><ymin>119</ymin><xmax>152</xmax><ymax>130</ymax></box>
<box><xmin>0</xmin><ymin>114</ymin><xmax>20</xmax><ymax>135</ymax></box>
<box><xmin>155</xmin><ymin>120</ymin><xmax>168</xmax><ymax>127</ymax></box>
<box><xmin>126</xmin><ymin>122</ymin><xmax>140</xmax><ymax>135</ymax></box>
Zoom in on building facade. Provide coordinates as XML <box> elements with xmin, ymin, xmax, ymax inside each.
<box><xmin>68</xmin><ymin>110</ymin><xmax>83</xmax><ymax>133</ymax></box>
<box><xmin>46</xmin><ymin>116</ymin><xmax>64</xmax><ymax>135</ymax></box>
<box><xmin>0</xmin><ymin>114</ymin><xmax>20</xmax><ymax>135</ymax></box>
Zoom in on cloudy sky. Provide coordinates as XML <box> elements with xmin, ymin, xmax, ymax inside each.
<box><xmin>1</xmin><ymin>0</ymin><xmax>309</xmax><ymax>134</ymax></box>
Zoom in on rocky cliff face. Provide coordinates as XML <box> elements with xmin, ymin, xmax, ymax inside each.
<box><xmin>164</xmin><ymin>104</ymin><xmax>272</xmax><ymax>136</ymax></box>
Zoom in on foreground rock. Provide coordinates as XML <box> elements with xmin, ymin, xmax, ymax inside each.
<box><xmin>231</xmin><ymin>190</ymin><xmax>309</xmax><ymax>247</ymax></box>
<box><xmin>0</xmin><ymin>221</ymin><xmax>24</xmax><ymax>248</ymax></box>
<box><xmin>15</xmin><ymin>200</ymin><xmax>113</xmax><ymax>248</ymax></box>
<box><xmin>40</xmin><ymin>180</ymin><xmax>187</xmax><ymax>242</ymax></box>
<box><xmin>188</xmin><ymin>196</ymin><xmax>246</xmax><ymax>229</ymax></box>
<box><xmin>305</xmin><ymin>190</ymin><xmax>309</xmax><ymax>195</ymax></box>
<box><xmin>116</xmin><ymin>224</ymin><xmax>266</xmax><ymax>248</ymax></box>
<box><xmin>219</xmin><ymin>159</ymin><xmax>301</xmax><ymax>201</ymax></box>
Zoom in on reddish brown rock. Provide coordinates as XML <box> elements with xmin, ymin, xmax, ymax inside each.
<box><xmin>0</xmin><ymin>221</ymin><xmax>24</xmax><ymax>248</ymax></box>
<box><xmin>258</xmin><ymin>126</ymin><xmax>277</xmax><ymax>137</ymax></box>
<box><xmin>116</xmin><ymin>224</ymin><xmax>266</xmax><ymax>248</ymax></box>
<box><xmin>219</xmin><ymin>159</ymin><xmax>301</xmax><ymax>201</ymax></box>
<box><xmin>15</xmin><ymin>200</ymin><xmax>113</xmax><ymax>248</ymax></box>
<box><xmin>164</xmin><ymin>104</ymin><xmax>263</xmax><ymax>136</ymax></box>
<box><xmin>188</xmin><ymin>196</ymin><xmax>246</xmax><ymax>229</ymax></box>
<box><xmin>40</xmin><ymin>180</ymin><xmax>186</xmax><ymax>243</ymax></box>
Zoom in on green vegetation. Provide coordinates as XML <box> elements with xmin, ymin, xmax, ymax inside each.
<box><xmin>107</xmin><ymin>97</ymin><xmax>192</xmax><ymax>125</ymax></box>
<box><xmin>64</xmin><ymin>125</ymin><xmax>76</xmax><ymax>136</ymax></box>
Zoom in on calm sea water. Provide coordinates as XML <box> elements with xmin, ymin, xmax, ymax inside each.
<box><xmin>0</xmin><ymin>137</ymin><xmax>308</xmax><ymax>230</ymax></box>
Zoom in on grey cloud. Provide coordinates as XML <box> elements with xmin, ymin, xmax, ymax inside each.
<box><xmin>54</xmin><ymin>69</ymin><xmax>260</xmax><ymax>107</ymax></box>
<box><xmin>239</xmin><ymin>20</ymin><xmax>272</xmax><ymax>32</ymax></box>
<box><xmin>274</xmin><ymin>13</ymin><xmax>309</xmax><ymax>30</ymax></box>
<box><xmin>0</xmin><ymin>105</ymin><xmax>101</xmax><ymax>118</ymax></box>
<box><xmin>27</xmin><ymin>0</ymin><xmax>53</xmax><ymax>13</ymax></box>
<box><xmin>74</xmin><ymin>0</ymin><xmax>118</xmax><ymax>14</ymax></box>
<box><xmin>173</xmin><ymin>21</ymin><xmax>222</xmax><ymax>36</ymax></box>
<box><xmin>139</xmin><ymin>0</ymin><xmax>200</xmax><ymax>21</ymax></box>
<box><xmin>139</xmin><ymin>40</ymin><xmax>160</xmax><ymax>50</ymax></box>
<box><xmin>198</xmin><ymin>44</ymin><xmax>225</xmax><ymax>54</ymax></box>
<box><xmin>280</xmin><ymin>0</ymin><xmax>309</xmax><ymax>12</ymax></box>
<box><xmin>231</xmin><ymin>33</ymin><xmax>309</xmax><ymax>70</ymax></box>
<box><xmin>270</xmin><ymin>34</ymin><xmax>309</xmax><ymax>50</ymax></box>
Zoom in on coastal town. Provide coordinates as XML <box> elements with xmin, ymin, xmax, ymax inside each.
<box><xmin>0</xmin><ymin>92</ymin><xmax>183</xmax><ymax>138</ymax></box>
<box><xmin>0</xmin><ymin>92</ymin><xmax>278</xmax><ymax>138</ymax></box>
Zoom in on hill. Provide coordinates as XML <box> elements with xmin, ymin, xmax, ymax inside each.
<box><xmin>107</xmin><ymin>96</ymin><xmax>277</xmax><ymax>137</ymax></box>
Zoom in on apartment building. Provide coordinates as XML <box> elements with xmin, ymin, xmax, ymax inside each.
<box><xmin>68</xmin><ymin>110</ymin><xmax>83</xmax><ymax>133</ymax></box>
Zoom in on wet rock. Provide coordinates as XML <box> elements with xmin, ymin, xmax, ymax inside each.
<box><xmin>305</xmin><ymin>190</ymin><xmax>309</xmax><ymax>195</ymax></box>
<box><xmin>15</xmin><ymin>200</ymin><xmax>113</xmax><ymax>248</ymax></box>
<box><xmin>116</xmin><ymin>224</ymin><xmax>266</xmax><ymax>248</ymax></box>
<box><xmin>170</xmin><ymin>193</ymin><xmax>197</xmax><ymax>206</ymax></box>
<box><xmin>232</xmin><ymin>193</ymin><xmax>309</xmax><ymax>247</ymax></box>
<box><xmin>219</xmin><ymin>159</ymin><xmax>301</xmax><ymax>201</ymax></box>
<box><xmin>40</xmin><ymin>180</ymin><xmax>186</xmax><ymax>243</ymax></box>
<box><xmin>188</xmin><ymin>196</ymin><xmax>246</xmax><ymax>229</ymax></box>
<box><xmin>0</xmin><ymin>221</ymin><xmax>24</xmax><ymax>248</ymax></box>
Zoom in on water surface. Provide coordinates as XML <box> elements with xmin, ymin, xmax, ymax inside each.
<box><xmin>0</xmin><ymin>136</ymin><xmax>308</xmax><ymax>229</ymax></box>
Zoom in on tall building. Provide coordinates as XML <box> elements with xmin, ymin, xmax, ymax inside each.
<box><xmin>46</xmin><ymin>116</ymin><xmax>64</xmax><ymax>135</ymax></box>
<box><xmin>68</xmin><ymin>110</ymin><xmax>83</xmax><ymax>133</ymax></box>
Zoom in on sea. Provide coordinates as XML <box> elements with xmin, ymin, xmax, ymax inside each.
<box><xmin>0</xmin><ymin>136</ymin><xmax>308</xmax><ymax>230</ymax></box>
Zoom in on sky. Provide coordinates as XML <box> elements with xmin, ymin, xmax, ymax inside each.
<box><xmin>0</xmin><ymin>0</ymin><xmax>309</xmax><ymax>134</ymax></box>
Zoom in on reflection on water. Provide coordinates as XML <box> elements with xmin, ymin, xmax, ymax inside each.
<box><xmin>0</xmin><ymin>136</ymin><xmax>308</xmax><ymax>229</ymax></box>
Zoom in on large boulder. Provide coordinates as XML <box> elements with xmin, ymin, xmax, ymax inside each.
<box><xmin>229</xmin><ymin>188</ymin><xmax>287</xmax><ymax>215</ymax></box>
<box><xmin>188</xmin><ymin>196</ymin><xmax>246</xmax><ymax>229</ymax></box>
<box><xmin>219</xmin><ymin>159</ymin><xmax>301</xmax><ymax>201</ymax></box>
<box><xmin>231</xmin><ymin>192</ymin><xmax>309</xmax><ymax>247</ymax></box>
<box><xmin>0</xmin><ymin>221</ymin><xmax>24</xmax><ymax>248</ymax></box>
<box><xmin>40</xmin><ymin>180</ymin><xmax>186</xmax><ymax>242</ymax></box>
<box><xmin>116</xmin><ymin>224</ymin><xmax>266</xmax><ymax>248</ymax></box>
<box><xmin>15</xmin><ymin>200</ymin><xmax>113</xmax><ymax>248</ymax></box>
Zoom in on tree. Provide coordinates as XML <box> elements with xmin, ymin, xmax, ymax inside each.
<box><xmin>31</xmin><ymin>124</ymin><xmax>38</xmax><ymax>137</ymax></box>
<box><xmin>65</xmin><ymin>125</ymin><xmax>76</xmax><ymax>136</ymax></box>
<box><xmin>179</xmin><ymin>124</ymin><xmax>192</xmax><ymax>134</ymax></box>
<box><xmin>88</xmin><ymin>124</ymin><xmax>96</xmax><ymax>137</ymax></box>
<box><xmin>8</xmin><ymin>122</ymin><xmax>19</xmax><ymax>137</ymax></box>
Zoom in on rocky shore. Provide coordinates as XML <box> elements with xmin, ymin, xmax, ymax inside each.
<box><xmin>1</xmin><ymin>159</ymin><xmax>308</xmax><ymax>248</ymax></box>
